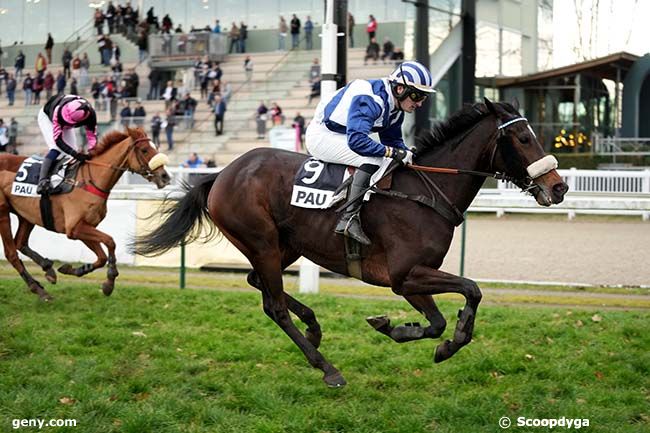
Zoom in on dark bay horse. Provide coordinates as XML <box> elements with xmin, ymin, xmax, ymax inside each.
<box><xmin>133</xmin><ymin>99</ymin><xmax>568</xmax><ymax>387</ymax></box>
<box><xmin>0</xmin><ymin>127</ymin><xmax>170</xmax><ymax>300</ymax></box>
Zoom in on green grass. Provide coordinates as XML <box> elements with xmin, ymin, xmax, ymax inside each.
<box><xmin>1</xmin><ymin>277</ymin><xmax>649</xmax><ymax>433</ymax></box>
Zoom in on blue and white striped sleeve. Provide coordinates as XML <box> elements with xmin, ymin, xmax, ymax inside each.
<box><xmin>346</xmin><ymin>95</ymin><xmax>386</xmax><ymax>157</ymax></box>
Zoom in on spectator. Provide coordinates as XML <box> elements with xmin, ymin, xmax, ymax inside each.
<box><xmin>381</xmin><ymin>37</ymin><xmax>394</xmax><ymax>63</ymax></box>
<box><xmin>70</xmin><ymin>77</ymin><xmax>79</xmax><ymax>95</ymax></box>
<box><xmin>23</xmin><ymin>73</ymin><xmax>33</xmax><ymax>106</ymax></box>
<box><xmin>62</xmin><ymin>48</ymin><xmax>73</xmax><ymax>79</ymax></box>
<box><xmin>348</xmin><ymin>12</ymin><xmax>355</xmax><ymax>47</ymax></box>
<box><xmin>32</xmin><ymin>75</ymin><xmax>43</xmax><ymax>105</ymax></box>
<box><xmin>309</xmin><ymin>58</ymin><xmax>320</xmax><ymax>83</ymax></box>
<box><xmin>71</xmin><ymin>55</ymin><xmax>81</xmax><ymax>84</ymax></box>
<box><xmin>43</xmin><ymin>72</ymin><xmax>54</xmax><ymax>99</ymax></box>
<box><xmin>182</xmin><ymin>93</ymin><xmax>197</xmax><ymax>128</ymax></box>
<box><xmin>207</xmin><ymin>79</ymin><xmax>221</xmax><ymax>107</ymax></box>
<box><xmin>175</xmin><ymin>24</ymin><xmax>184</xmax><ymax>34</ymax></box>
<box><xmin>150</xmin><ymin>112</ymin><xmax>162</xmax><ymax>147</ymax></box>
<box><xmin>44</xmin><ymin>33</ymin><xmax>54</xmax><ymax>64</ymax></box>
<box><xmin>239</xmin><ymin>21</ymin><xmax>248</xmax><ymax>53</ymax></box>
<box><xmin>213</xmin><ymin>19</ymin><xmax>221</xmax><ymax>33</ymax></box>
<box><xmin>164</xmin><ymin>107</ymin><xmax>176</xmax><ymax>150</ymax></box>
<box><xmin>270</xmin><ymin>102</ymin><xmax>283</xmax><ymax>125</ymax></box>
<box><xmin>111</xmin><ymin>42</ymin><xmax>121</xmax><ymax>64</ymax></box>
<box><xmin>120</xmin><ymin>101</ymin><xmax>132</xmax><ymax>127</ymax></box>
<box><xmin>213</xmin><ymin>95</ymin><xmax>226</xmax><ymax>135</ymax></box>
<box><xmin>278</xmin><ymin>16</ymin><xmax>288</xmax><ymax>51</ymax></box>
<box><xmin>14</xmin><ymin>50</ymin><xmax>25</xmax><ymax>81</ymax></box>
<box><xmin>111</xmin><ymin>59</ymin><xmax>123</xmax><ymax>83</ymax></box>
<box><xmin>137</xmin><ymin>31</ymin><xmax>148</xmax><ymax>63</ymax></box>
<box><xmin>35</xmin><ymin>52</ymin><xmax>47</xmax><ymax>78</ymax></box>
<box><xmin>228</xmin><ymin>22</ymin><xmax>240</xmax><ymax>54</ymax></box>
<box><xmin>366</xmin><ymin>14</ymin><xmax>377</xmax><ymax>43</ymax></box>
<box><xmin>364</xmin><ymin>37</ymin><xmax>380</xmax><ymax>65</ymax></box>
<box><xmin>293</xmin><ymin>112</ymin><xmax>305</xmax><ymax>149</ymax></box>
<box><xmin>106</xmin><ymin>1</ymin><xmax>117</xmax><ymax>33</ymax></box>
<box><xmin>255</xmin><ymin>100</ymin><xmax>268</xmax><ymax>139</ymax></box>
<box><xmin>80</xmin><ymin>53</ymin><xmax>90</xmax><ymax>87</ymax></box>
<box><xmin>183</xmin><ymin>152</ymin><xmax>204</xmax><ymax>168</ymax></box>
<box><xmin>220</xmin><ymin>79</ymin><xmax>232</xmax><ymax>104</ymax></box>
<box><xmin>244</xmin><ymin>55</ymin><xmax>253</xmax><ymax>82</ymax></box>
<box><xmin>0</xmin><ymin>67</ymin><xmax>5</xmax><ymax>96</ymax></box>
<box><xmin>162</xmin><ymin>14</ymin><xmax>173</xmax><ymax>33</ymax></box>
<box><xmin>8</xmin><ymin>118</ymin><xmax>18</xmax><ymax>153</ymax></box>
<box><xmin>6</xmin><ymin>73</ymin><xmax>16</xmax><ymax>106</ymax></box>
<box><xmin>148</xmin><ymin>68</ymin><xmax>161</xmax><ymax>100</ymax></box>
<box><xmin>391</xmin><ymin>47</ymin><xmax>405</xmax><ymax>62</ymax></box>
<box><xmin>307</xmin><ymin>79</ymin><xmax>321</xmax><ymax>104</ymax></box>
<box><xmin>162</xmin><ymin>80</ymin><xmax>177</xmax><ymax>109</ymax></box>
<box><xmin>304</xmin><ymin>16</ymin><xmax>314</xmax><ymax>50</ymax></box>
<box><xmin>0</xmin><ymin>120</ymin><xmax>8</xmax><ymax>152</ymax></box>
<box><xmin>55</xmin><ymin>71</ymin><xmax>66</xmax><ymax>95</ymax></box>
<box><xmin>94</xmin><ymin>8</ymin><xmax>105</xmax><ymax>35</ymax></box>
<box><xmin>146</xmin><ymin>7</ymin><xmax>157</xmax><ymax>30</ymax></box>
<box><xmin>290</xmin><ymin>14</ymin><xmax>301</xmax><ymax>49</ymax></box>
<box><xmin>133</xmin><ymin>101</ymin><xmax>146</xmax><ymax>126</ymax></box>
<box><xmin>91</xmin><ymin>77</ymin><xmax>102</xmax><ymax>108</ymax></box>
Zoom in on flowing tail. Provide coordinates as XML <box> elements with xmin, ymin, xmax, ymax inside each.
<box><xmin>131</xmin><ymin>173</ymin><xmax>219</xmax><ymax>257</ymax></box>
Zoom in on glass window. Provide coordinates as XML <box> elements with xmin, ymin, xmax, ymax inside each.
<box><xmin>501</xmin><ymin>28</ymin><xmax>522</xmax><ymax>76</ymax></box>
<box><xmin>537</xmin><ymin>0</ymin><xmax>553</xmax><ymax>71</ymax></box>
<box><xmin>0</xmin><ymin>0</ymin><xmax>24</xmax><ymax>45</ymax></box>
<box><xmin>248</xmin><ymin>0</ymin><xmax>279</xmax><ymax>30</ymax></box>
<box><xmin>24</xmin><ymin>0</ymin><xmax>49</xmax><ymax>45</ymax></box>
<box><xmin>476</xmin><ymin>22</ymin><xmax>499</xmax><ymax>77</ymax></box>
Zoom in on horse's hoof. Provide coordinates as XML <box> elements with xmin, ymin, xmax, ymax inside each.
<box><xmin>305</xmin><ymin>329</ymin><xmax>322</xmax><ymax>349</ymax></box>
<box><xmin>101</xmin><ymin>282</ymin><xmax>114</xmax><ymax>296</ymax></box>
<box><xmin>45</xmin><ymin>268</ymin><xmax>57</xmax><ymax>284</ymax></box>
<box><xmin>366</xmin><ymin>315</ymin><xmax>390</xmax><ymax>330</ymax></box>
<box><xmin>58</xmin><ymin>264</ymin><xmax>74</xmax><ymax>275</ymax></box>
<box><xmin>323</xmin><ymin>371</ymin><xmax>347</xmax><ymax>388</ymax></box>
<box><xmin>434</xmin><ymin>340</ymin><xmax>453</xmax><ymax>363</ymax></box>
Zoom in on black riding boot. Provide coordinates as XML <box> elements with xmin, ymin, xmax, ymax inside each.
<box><xmin>335</xmin><ymin>168</ymin><xmax>373</xmax><ymax>246</ymax></box>
<box><xmin>36</xmin><ymin>157</ymin><xmax>55</xmax><ymax>195</ymax></box>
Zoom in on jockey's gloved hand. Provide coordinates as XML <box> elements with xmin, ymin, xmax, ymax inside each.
<box><xmin>74</xmin><ymin>153</ymin><xmax>90</xmax><ymax>163</ymax></box>
<box><xmin>385</xmin><ymin>147</ymin><xmax>414</xmax><ymax>165</ymax></box>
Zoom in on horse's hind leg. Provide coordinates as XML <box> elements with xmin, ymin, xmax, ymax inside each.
<box><xmin>367</xmin><ymin>294</ymin><xmax>447</xmax><ymax>342</ymax></box>
<box><xmin>58</xmin><ymin>240</ymin><xmax>107</xmax><ymax>278</ymax></box>
<box><xmin>14</xmin><ymin>217</ymin><xmax>57</xmax><ymax>284</ymax></box>
<box><xmin>0</xmin><ymin>202</ymin><xmax>52</xmax><ymax>300</ymax></box>
<box><xmin>247</xmin><ymin>269</ymin><xmax>322</xmax><ymax>349</ymax></box>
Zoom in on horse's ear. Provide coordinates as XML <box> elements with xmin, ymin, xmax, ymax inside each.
<box><xmin>484</xmin><ymin>97</ymin><xmax>497</xmax><ymax>114</ymax></box>
<box><xmin>511</xmin><ymin>97</ymin><xmax>520</xmax><ymax>111</ymax></box>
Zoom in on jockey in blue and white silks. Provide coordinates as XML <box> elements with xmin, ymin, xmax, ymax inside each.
<box><xmin>306</xmin><ymin>60</ymin><xmax>435</xmax><ymax>246</ymax></box>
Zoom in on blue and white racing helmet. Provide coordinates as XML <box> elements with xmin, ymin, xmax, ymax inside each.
<box><xmin>388</xmin><ymin>61</ymin><xmax>436</xmax><ymax>94</ymax></box>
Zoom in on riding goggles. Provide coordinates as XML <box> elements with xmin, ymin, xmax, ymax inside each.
<box><xmin>406</xmin><ymin>87</ymin><xmax>428</xmax><ymax>102</ymax></box>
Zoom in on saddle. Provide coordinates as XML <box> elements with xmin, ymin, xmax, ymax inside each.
<box><xmin>11</xmin><ymin>155</ymin><xmax>81</xmax><ymax>198</ymax></box>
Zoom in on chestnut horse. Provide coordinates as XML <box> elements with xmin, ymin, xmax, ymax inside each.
<box><xmin>133</xmin><ymin>100</ymin><xmax>568</xmax><ymax>387</ymax></box>
<box><xmin>0</xmin><ymin>127</ymin><xmax>170</xmax><ymax>300</ymax></box>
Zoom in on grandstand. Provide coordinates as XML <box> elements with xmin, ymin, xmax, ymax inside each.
<box><xmin>1</xmin><ymin>36</ymin><xmax>396</xmax><ymax>166</ymax></box>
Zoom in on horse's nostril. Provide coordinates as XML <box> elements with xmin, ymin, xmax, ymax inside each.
<box><xmin>553</xmin><ymin>182</ymin><xmax>568</xmax><ymax>196</ymax></box>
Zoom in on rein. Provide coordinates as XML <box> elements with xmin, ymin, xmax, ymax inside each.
<box><xmin>79</xmin><ymin>137</ymin><xmax>157</xmax><ymax>199</ymax></box>
<box><xmin>407</xmin><ymin>164</ymin><xmax>515</xmax><ymax>182</ymax></box>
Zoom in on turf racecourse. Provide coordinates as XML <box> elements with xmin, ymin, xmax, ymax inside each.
<box><xmin>1</xmin><ymin>278</ymin><xmax>649</xmax><ymax>433</ymax></box>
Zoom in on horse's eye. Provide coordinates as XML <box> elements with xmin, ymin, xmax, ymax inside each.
<box><xmin>142</xmin><ymin>149</ymin><xmax>149</xmax><ymax>154</ymax></box>
<box><xmin>519</xmin><ymin>135</ymin><xmax>529</xmax><ymax>144</ymax></box>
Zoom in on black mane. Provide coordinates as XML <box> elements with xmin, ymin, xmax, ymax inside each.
<box><xmin>414</xmin><ymin>102</ymin><xmax>489</xmax><ymax>153</ymax></box>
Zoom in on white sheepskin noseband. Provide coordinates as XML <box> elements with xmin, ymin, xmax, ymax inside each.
<box><xmin>527</xmin><ymin>155</ymin><xmax>558</xmax><ymax>179</ymax></box>
<box><xmin>148</xmin><ymin>153</ymin><xmax>169</xmax><ymax>170</ymax></box>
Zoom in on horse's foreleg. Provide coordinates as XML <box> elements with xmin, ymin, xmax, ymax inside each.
<box><xmin>14</xmin><ymin>217</ymin><xmax>57</xmax><ymax>284</ymax></box>
<box><xmin>66</xmin><ymin>222</ymin><xmax>117</xmax><ymax>296</ymax></box>
<box><xmin>400</xmin><ymin>265</ymin><xmax>482</xmax><ymax>363</ymax></box>
<box><xmin>58</xmin><ymin>240</ymin><xmax>107</xmax><ymax>277</ymax></box>
<box><xmin>0</xmin><ymin>203</ymin><xmax>52</xmax><ymax>300</ymax></box>
<box><xmin>366</xmin><ymin>294</ymin><xmax>447</xmax><ymax>342</ymax></box>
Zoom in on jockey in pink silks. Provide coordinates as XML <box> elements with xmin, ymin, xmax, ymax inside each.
<box><xmin>37</xmin><ymin>94</ymin><xmax>97</xmax><ymax>194</ymax></box>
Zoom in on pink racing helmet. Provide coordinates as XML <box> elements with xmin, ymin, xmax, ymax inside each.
<box><xmin>61</xmin><ymin>99</ymin><xmax>92</xmax><ymax>124</ymax></box>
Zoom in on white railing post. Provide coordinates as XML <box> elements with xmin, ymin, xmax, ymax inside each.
<box><xmin>643</xmin><ymin>169</ymin><xmax>650</xmax><ymax>194</ymax></box>
<box><xmin>299</xmin><ymin>259</ymin><xmax>320</xmax><ymax>293</ymax></box>
<box><xmin>567</xmin><ymin>167</ymin><xmax>577</xmax><ymax>192</ymax></box>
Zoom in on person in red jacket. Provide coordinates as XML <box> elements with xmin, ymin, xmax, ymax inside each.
<box><xmin>366</xmin><ymin>14</ymin><xmax>377</xmax><ymax>43</ymax></box>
